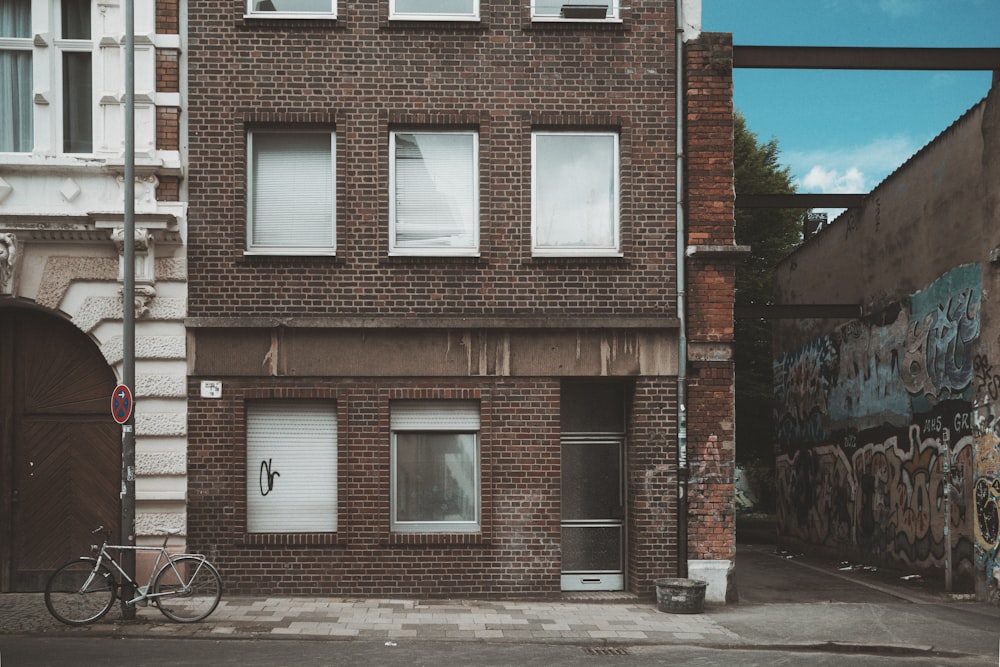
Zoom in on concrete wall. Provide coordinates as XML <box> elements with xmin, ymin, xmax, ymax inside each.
<box><xmin>772</xmin><ymin>75</ymin><xmax>1000</xmax><ymax>601</ymax></box>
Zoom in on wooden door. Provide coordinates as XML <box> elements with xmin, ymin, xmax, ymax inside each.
<box><xmin>1</xmin><ymin>308</ymin><xmax>120</xmax><ymax>591</ymax></box>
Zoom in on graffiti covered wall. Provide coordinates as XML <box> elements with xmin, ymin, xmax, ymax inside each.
<box><xmin>973</xmin><ymin>351</ymin><xmax>1000</xmax><ymax>600</ymax></box>
<box><xmin>775</xmin><ymin>264</ymin><xmax>984</xmax><ymax>589</ymax></box>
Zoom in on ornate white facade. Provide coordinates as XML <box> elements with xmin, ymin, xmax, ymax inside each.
<box><xmin>0</xmin><ymin>0</ymin><xmax>187</xmax><ymax>554</ymax></box>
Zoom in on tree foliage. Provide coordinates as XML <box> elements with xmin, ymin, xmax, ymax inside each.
<box><xmin>733</xmin><ymin>112</ymin><xmax>803</xmax><ymax>468</ymax></box>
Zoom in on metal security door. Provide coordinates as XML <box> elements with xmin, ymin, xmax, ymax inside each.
<box><xmin>560</xmin><ymin>437</ymin><xmax>625</xmax><ymax>591</ymax></box>
<box><xmin>1</xmin><ymin>309</ymin><xmax>120</xmax><ymax>591</ymax></box>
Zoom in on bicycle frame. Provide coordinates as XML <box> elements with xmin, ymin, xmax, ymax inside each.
<box><xmin>46</xmin><ymin>525</ymin><xmax>222</xmax><ymax>626</ymax></box>
<box><xmin>89</xmin><ymin>532</ymin><xmax>209</xmax><ymax>606</ymax></box>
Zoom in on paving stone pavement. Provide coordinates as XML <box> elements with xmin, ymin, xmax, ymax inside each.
<box><xmin>0</xmin><ymin>593</ymin><xmax>740</xmax><ymax>644</ymax></box>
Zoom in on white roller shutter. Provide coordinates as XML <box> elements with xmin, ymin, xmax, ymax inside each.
<box><xmin>246</xmin><ymin>401</ymin><xmax>337</xmax><ymax>533</ymax></box>
<box><xmin>390</xmin><ymin>400</ymin><xmax>480</xmax><ymax>430</ymax></box>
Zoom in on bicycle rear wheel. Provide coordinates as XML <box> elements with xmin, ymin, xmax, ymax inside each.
<box><xmin>153</xmin><ymin>556</ymin><xmax>222</xmax><ymax>622</ymax></box>
<box><xmin>44</xmin><ymin>558</ymin><xmax>117</xmax><ymax>626</ymax></box>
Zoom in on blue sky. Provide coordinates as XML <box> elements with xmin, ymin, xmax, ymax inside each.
<box><xmin>702</xmin><ymin>0</ymin><xmax>999</xmax><ymax>212</ymax></box>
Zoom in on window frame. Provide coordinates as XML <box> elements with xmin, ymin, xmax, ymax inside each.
<box><xmin>57</xmin><ymin>30</ymin><xmax>93</xmax><ymax>154</ymax></box>
<box><xmin>390</xmin><ymin>401</ymin><xmax>481</xmax><ymax>534</ymax></box>
<box><xmin>530</xmin><ymin>0</ymin><xmax>620</xmax><ymax>22</ymax></box>
<box><xmin>531</xmin><ymin>130</ymin><xmax>621</xmax><ymax>257</ymax></box>
<box><xmin>246</xmin><ymin>128</ymin><xmax>337</xmax><ymax>256</ymax></box>
<box><xmin>0</xmin><ymin>0</ymin><xmax>33</xmax><ymax>153</ymax></box>
<box><xmin>388</xmin><ymin>129</ymin><xmax>480</xmax><ymax>257</ymax></box>
<box><xmin>245</xmin><ymin>0</ymin><xmax>337</xmax><ymax>20</ymax></box>
<box><xmin>389</xmin><ymin>0</ymin><xmax>479</xmax><ymax>22</ymax></box>
<box><xmin>1</xmin><ymin>0</ymin><xmax>97</xmax><ymax>155</ymax></box>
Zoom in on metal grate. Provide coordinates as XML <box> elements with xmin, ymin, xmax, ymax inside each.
<box><xmin>583</xmin><ymin>647</ymin><xmax>632</xmax><ymax>656</ymax></box>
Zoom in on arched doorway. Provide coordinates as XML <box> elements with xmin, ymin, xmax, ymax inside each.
<box><xmin>0</xmin><ymin>307</ymin><xmax>120</xmax><ymax>591</ymax></box>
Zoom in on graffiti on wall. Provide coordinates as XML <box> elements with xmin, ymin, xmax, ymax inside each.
<box><xmin>774</xmin><ymin>265</ymin><xmax>984</xmax><ymax>585</ymax></box>
<box><xmin>972</xmin><ymin>353</ymin><xmax>1000</xmax><ymax>595</ymax></box>
<box><xmin>903</xmin><ymin>264</ymin><xmax>981</xmax><ymax>408</ymax></box>
<box><xmin>777</xmin><ymin>400</ymin><xmax>975</xmax><ymax>574</ymax></box>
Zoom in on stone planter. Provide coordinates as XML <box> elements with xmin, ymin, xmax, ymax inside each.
<box><xmin>654</xmin><ymin>578</ymin><xmax>708</xmax><ymax>614</ymax></box>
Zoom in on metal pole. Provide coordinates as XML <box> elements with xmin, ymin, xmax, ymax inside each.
<box><xmin>120</xmin><ymin>0</ymin><xmax>137</xmax><ymax>619</ymax></box>
<box><xmin>675</xmin><ymin>1</ymin><xmax>689</xmax><ymax>580</ymax></box>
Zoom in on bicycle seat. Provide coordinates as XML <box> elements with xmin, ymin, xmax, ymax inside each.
<box><xmin>157</xmin><ymin>528</ymin><xmax>183</xmax><ymax>536</ymax></box>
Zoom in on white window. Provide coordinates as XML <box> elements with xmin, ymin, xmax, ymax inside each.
<box><xmin>391</xmin><ymin>401</ymin><xmax>480</xmax><ymax>533</ymax></box>
<box><xmin>531</xmin><ymin>0</ymin><xmax>618</xmax><ymax>21</ymax></box>
<box><xmin>247</xmin><ymin>130</ymin><xmax>336</xmax><ymax>255</ymax></box>
<box><xmin>389</xmin><ymin>131</ymin><xmax>479</xmax><ymax>256</ymax></box>
<box><xmin>0</xmin><ymin>0</ymin><xmax>94</xmax><ymax>154</ymax></box>
<box><xmin>246</xmin><ymin>401</ymin><xmax>338</xmax><ymax>533</ymax></box>
<box><xmin>390</xmin><ymin>0</ymin><xmax>479</xmax><ymax>21</ymax></box>
<box><xmin>532</xmin><ymin>131</ymin><xmax>620</xmax><ymax>256</ymax></box>
<box><xmin>246</xmin><ymin>0</ymin><xmax>337</xmax><ymax>19</ymax></box>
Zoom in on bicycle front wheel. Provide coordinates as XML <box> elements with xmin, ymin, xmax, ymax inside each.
<box><xmin>45</xmin><ymin>558</ymin><xmax>117</xmax><ymax>626</ymax></box>
<box><xmin>153</xmin><ymin>556</ymin><xmax>222</xmax><ymax>622</ymax></box>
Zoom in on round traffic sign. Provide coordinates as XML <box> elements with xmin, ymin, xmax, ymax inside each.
<box><xmin>112</xmin><ymin>384</ymin><xmax>133</xmax><ymax>424</ymax></box>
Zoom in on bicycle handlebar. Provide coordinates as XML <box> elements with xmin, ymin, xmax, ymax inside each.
<box><xmin>91</xmin><ymin>526</ymin><xmax>111</xmax><ymax>543</ymax></box>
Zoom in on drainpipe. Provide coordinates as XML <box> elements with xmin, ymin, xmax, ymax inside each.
<box><xmin>675</xmin><ymin>0</ymin><xmax>690</xmax><ymax>580</ymax></box>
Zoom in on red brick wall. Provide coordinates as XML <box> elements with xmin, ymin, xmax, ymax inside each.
<box><xmin>684</xmin><ymin>33</ymin><xmax>737</xmax><ymax>562</ymax></box>
<box><xmin>184</xmin><ymin>4</ymin><xmax>738</xmax><ymax>596</ymax></box>
<box><xmin>627</xmin><ymin>378</ymin><xmax>680</xmax><ymax>588</ymax></box>
<box><xmin>156</xmin><ymin>0</ymin><xmax>179</xmax><ymax>34</ymax></box>
<box><xmin>185</xmin><ymin>2</ymin><xmax>680</xmax><ymax>318</ymax></box>
<box><xmin>188</xmin><ymin>379</ymin><xmax>567</xmax><ymax>596</ymax></box>
<box><xmin>154</xmin><ymin>2</ymin><xmax>180</xmax><ymax>190</ymax></box>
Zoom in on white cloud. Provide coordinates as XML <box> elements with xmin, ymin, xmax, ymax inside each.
<box><xmin>800</xmin><ymin>165</ymin><xmax>867</xmax><ymax>194</ymax></box>
<box><xmin>785</xmin><ymin>134</ymin><xmax>918</xmax><ymax>195</ymax></box>
<box><xmin>785</xmin><ymin>134</ymin><xmax>919</xmax><ymax>221</ymax></box>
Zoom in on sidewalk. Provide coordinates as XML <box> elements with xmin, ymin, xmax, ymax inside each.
<box><xmin>2</xmin><ymin>544</ymin><xmax>998</xmax><ymax>659</ymax></box>
<box><xmin>0</xmin><ymin>591</ymin><xmax>741</xmax><ymax>644</ymax></box>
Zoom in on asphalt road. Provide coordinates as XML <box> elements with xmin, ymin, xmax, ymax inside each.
<box><xmin>1</xmin><ymin>635</ymin><xmax>995</xmax><ymax>667</ymax></box>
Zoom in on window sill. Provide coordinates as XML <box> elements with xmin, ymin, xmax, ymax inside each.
<box><xmin>388</xmin><ymin>15</ymin><xmax>481</xmax><ymax>22</ymax></box>
<box><xmin>244</xmin><ymin>12</ymin><xmax>337</xmax><ymax>20</ymax></box>
<box><xmin>531</xmin><ymin>251</ymin><xmax>624</xmax><ymax>259</ymax></box>
<box><xmin>242</xmin><ymin>14</ymin><xmax>341</xmax><ymax>29</ymax></box>
<box><xmin>383</xmin><ymin>254</ymin><xmax>486</xmax><ymax>265</ymax></box>
<box><xmin>244</xmin><ymin>532</ymin><xmax>341</xmax><ymax>546</ymax></box>
<box><xmin>528</xmin><ymin>17</ymin><xmax>624</xmax><ymax>28</ymax></box>
<box><xmin>385</xmin><ymin>532</ymin><xmax>488</xmax><ymax>546</ymax></box>
<box><xmin>243</xmin><ymin>249</ymin><xmax>338</xmax><ymax>258</ymax></box>
<box><xmin>380</xmin><ymin>20</ymin><xmax>486</xmax><ymax>31</ymax></box>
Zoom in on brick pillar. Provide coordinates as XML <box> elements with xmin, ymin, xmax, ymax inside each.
<box><xmin>683</xmin><ymin>32</ymin><xmax>743</xmax><ymax>602</ymax></box>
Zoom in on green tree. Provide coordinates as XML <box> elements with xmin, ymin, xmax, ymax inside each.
<box><xmin>733</xmin><ymin>112</ymin><xmax>803</xmax><ymax>480</ymax></box>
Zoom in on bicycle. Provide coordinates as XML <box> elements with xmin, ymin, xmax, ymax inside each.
<box><xmin>44</xmin><ymin>526</ymin><xmax>222</xmax><ymax>626</ymax></box>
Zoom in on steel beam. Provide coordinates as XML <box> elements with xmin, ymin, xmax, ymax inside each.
<box><xmin>736</xmin><ymin>194</ymin><xmax>867</xmax><ymax>209</ymax></box>
<box><xmin>734</xmin><ymin>46</ymin><xmax>1000</xmax><ymax>70</ymax></box>
<box><xmin>736</xmin><ymin>304</ymin><xmax>863</xmax><ymax>320</ymax></box>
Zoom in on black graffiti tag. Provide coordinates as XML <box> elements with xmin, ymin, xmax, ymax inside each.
<box><xmin>260</xmin><ymin>458</ymin><xmax>280</xmax><ymax>496</ymax></box>
<box><xmin>974</xmin><ymin>354</ymin><xmax>1000</xmax><ymax>402</ymax></box>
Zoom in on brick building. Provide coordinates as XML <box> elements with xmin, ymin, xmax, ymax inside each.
<box><xmin>185</xmin><ymin>0</ymin><xmax>741</xmax><ymax>600</ymax></box>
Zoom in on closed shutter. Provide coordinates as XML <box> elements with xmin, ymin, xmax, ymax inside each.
<box><xmin>246</xmin><ymin>401</ymin><xmax>337</xmax><ymax>533</ymax></box>
<box><xmin>390</xmin><ymin>400</ymin><xmax>480</xmax><ymax>430</ymax></box>
<box><xmin>249</xmin><ymin>131</ymin><xmax>335</xmax><ymax>251</ymax></box>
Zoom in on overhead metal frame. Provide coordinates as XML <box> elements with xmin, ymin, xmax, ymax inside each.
<box><xmin>733</xmin><ymin>47</ymin><xmax>1000</xmax><ymax>213</ymax></box>
<box><xmin>735</xmin><ymin>304</ymin><xmax>862</xmax><ymax>320</ymax></box>
<box><xmin>736</xmin><ymin>194</ymin><xmax>866</xmax><ymax>209</ymax></box>
<box><xmin>734</xmin><ymin>46</ymin><xmax>1000</xmax><ymax>70</ymax></box>
<box><xmin>732</xmin><ymin>46</ymin><xmax>997</xmax><ymax>320</ymax></box>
